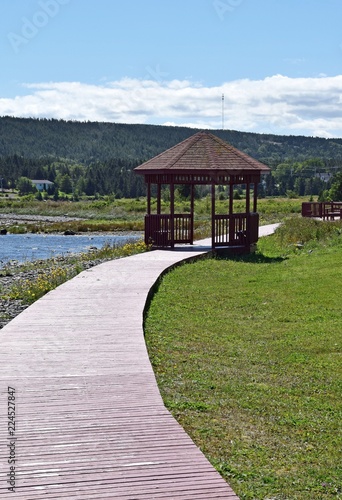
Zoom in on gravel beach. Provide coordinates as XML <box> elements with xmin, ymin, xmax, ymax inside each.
<box><xmin>0</xmin><ymin>212</ymin><xmax>82</xmax><ymax>227</ymax></box>
<box><xmin>0</xmin><ymin>254</ymin><xmax>119</xmax><ymax>330</ymax></box>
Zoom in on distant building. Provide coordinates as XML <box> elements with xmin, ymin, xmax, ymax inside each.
<box><xmin>315</xmin><ymin>173</ymin><xmax>332</xmax><ymax>183</ymax></box>
<box><xmin>31</xmin><ymin>180</ymin><xmax>54</xmax><ymax>191</ymax></box>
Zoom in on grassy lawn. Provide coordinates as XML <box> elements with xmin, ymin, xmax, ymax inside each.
<box><xmin>144</xmin><ymin>219</ymin><xmax>342</xmax><ymax>499</ymax></box>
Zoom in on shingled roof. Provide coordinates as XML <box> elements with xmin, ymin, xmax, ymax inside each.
<box><xmin>134</xmin><ymin>131</ymin><xmax>270</xmax><ymax>175</ymax></box>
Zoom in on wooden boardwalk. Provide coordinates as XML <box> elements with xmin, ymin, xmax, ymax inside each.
<box><xmin>0</xmin><ymin>240</ymin><xmax>242</xmax><ymax>499</ymax></box>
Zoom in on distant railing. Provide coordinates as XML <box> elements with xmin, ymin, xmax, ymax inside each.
<box><xmin>301</xmin><ymin>202</ymin><xmax>323</xmax><ymax>218</ymax></box>
<box><xmin>323</xmin><ymin>202</ymin><xmax>342</xmax><ymax>220</ymax></box>
<box><xmin>302</xmin><ymin>202</ymin><xmax>342</xmax><ymax>220</ymax></box>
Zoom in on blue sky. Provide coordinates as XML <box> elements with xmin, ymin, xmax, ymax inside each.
<box><xmin>1</xmin><ymin>0</ymin><xmax>342</xmax><ymax>137</ymax></box>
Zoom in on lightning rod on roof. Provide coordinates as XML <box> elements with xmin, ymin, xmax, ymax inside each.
<box><xmin>222</xmin><ymin>93</ymin><xmax>225</xmax><ymax>130</ymax></box>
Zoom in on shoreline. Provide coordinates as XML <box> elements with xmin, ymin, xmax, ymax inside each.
<box><xmin>0</xmin><ymin>212</ymin><xmax>83</xmax><ymax>227</ymax></box>
<box><xmin>0</xmin><ymin>225</ymin><xmax>144</xmax><ymax>330</ymax></box>
<box><xmin>0</xmin><ymin>212</ymin><xmax>144</xmax><ymax>237</ymax></box>
<box><xmin>0</xmin><ymin>232</ymin><xmax>143</xmax><ymax>269</ymax></box>
<box><xmin>0</xmin><ymin>251</ymin><xmax>130</xmax><ymax>331</ymax></box>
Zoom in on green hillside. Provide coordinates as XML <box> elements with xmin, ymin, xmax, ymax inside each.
<box><xmin>1</xmin><ymin>116</ymin><xmax>342</xmax><ymax>163</ymax></box>
<box><xmin>0</xmin><ymin>116</ymin><xmax>342</xmax><ymax>198</ymax></box>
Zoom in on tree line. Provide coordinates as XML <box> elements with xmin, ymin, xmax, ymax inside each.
<box><xmin>0</xmin><ymin>155</ymin><xmax>145</xmax><ymax>198</ymax></box>
<box><xmin>1</xmin><ymin>116</ymin><xmax>342</xmax><ymax>199</ymax></box>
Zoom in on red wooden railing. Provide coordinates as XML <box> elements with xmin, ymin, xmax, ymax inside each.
<box><xmin>323</xmin><ymin>202</ymin><xmax>342</xmax><ymax>220</ymax></box>
<box><xmin>301</xmin><ymin>202</ymin><xmax>323</xmax><ymax>218</ymax></box>
<box><xmin>302</xmin><ymin>202</ymin><xmax>342</xmax><ymax>220</ymax></box>
<box><xmin>174</xmin><ymin>214</ymin><xmax>193</xmax><ymax>243</ymax></box>
<box><xmin>145</xmin><ymin>213</ymin><xmax>259</xmax><ymax>248</ymax></box>
<box><xmin>145</xmin><ymin>214</ymin><xmax>193</xmax><ymax>247</ymax></box>
<box><xmin>213</xmin><ymin>213</ymin><xmax>259</xmax><ymax>247</ymax></box>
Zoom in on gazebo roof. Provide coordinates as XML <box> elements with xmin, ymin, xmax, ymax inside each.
<box><xmin>134</xmin><ymin>131</ymin><xmax>270</xmax><ymax>175</ymax></box>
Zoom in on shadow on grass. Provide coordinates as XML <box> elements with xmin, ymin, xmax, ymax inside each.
<box><xmin>214</xmin><ymin>251</ymin><xmax>286</xmax><ymax>264</ymax></box>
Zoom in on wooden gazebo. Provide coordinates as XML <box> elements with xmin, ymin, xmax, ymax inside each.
<box><xmin>134</xmin><ymin>131</ymin><xmax>270</xmax><ymax>252</ymax></box>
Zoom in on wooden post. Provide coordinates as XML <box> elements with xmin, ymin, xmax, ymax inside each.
<box><xmin>246</xmin><ymin>182</ymin><xmax>250</xmax><ymax>214</ymax></box>
<box><xmin>157</xmin><ymin>184</ymin><xmax>161</xmax><ymax>214</ymax></box>
<box><xmin>211</xmin><ymin>183</ymin><xmax>216</xmax><ymax>249</ymax></box>
<box><xmin>253</xmin><ymin>181</ymin><xmax>258</xmax><ymax>213</ymax></box>
<box><xmin>145</xmin><ymin>181</ymin><xmax>152</xmax><ymax>245</ymax></box>
<box><xmin>228</xmin><ymin>183</ymin><xmax>234</xmax><ymax>245</ymax></box>
<box><xmin>147</xmin><ymin>182</ymin><xmax>151</xmax><ymax>215</ymax></box>
<box><xmin>170</xmin><ymin>182</ymin><xmax>175</xmax><ymax>248</ymax></box>
<box><xmin>190</xmin><ymin>183</ymin><xmax>195</xmax><ymax>244</ymax></box>
<box><xmin>229</xmin><ymin>183</ymin><xmax>234</xmax><ymax>215</ymax></box>
<box><xmin>246</xmin><ymin>182</ymin><xmax>251</xmax><ymax>249</ymax></box>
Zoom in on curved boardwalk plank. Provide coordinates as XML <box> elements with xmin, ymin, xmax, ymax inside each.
<box><xmin>0</xmin><ymin>245</ymin><xmax>239</xmax><ymax>499</ymax></box>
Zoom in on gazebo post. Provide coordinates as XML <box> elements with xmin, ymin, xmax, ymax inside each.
<box><xmin>157</xmin><ymin>184</ymin><xmax>161</xmax><ymax>214</ymax></box>
<box><xmin>253</xmin><ymin>180</ymin><xmax>258</xmax><ymax>213</ymax></box>
<box><xmin>229</xmin><ymin>183</ymin><xmax>234</xmax><ymax>215</ymax></box>
<box><xmin>147</xmin><ymin>181</ymin><xmax>151</xmax><ymax>215</ymax></box>
<box><xmin>245</xmin><ymin>181</ymin><xmax>251</xmax><ymax>248</ymax></box>
<box><xmin>190</xmin><ymin>183</ymin><xmax>195</xmax><ymax>244</ymax></box>
<box><xmin>246</xmin><ymin>182</ymin><xmax>250</xmax><ymax>214</ymax></box>
<box><xmin>211</xmin><ymin>182</ymin><xmax>216</xmax><ymax>249</ymax></box>
<box><xmin>170</xmin><ymin>182</ymin><xmax>175</xmax><ymax>248</ymax></box>
<box><xmin>229</xmin><ymin>182</ymin><xmax>234</xmax><ymax>243</ymax></box>
<box><xmin>144</xmin><ymin>180</ymin><xmax>152</xmax><ymax>245</ymax></box>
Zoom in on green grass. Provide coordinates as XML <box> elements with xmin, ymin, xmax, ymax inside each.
<box><xmin>144</xmin><ymin>219</ymin><xmax>342</xmax><ymax>499</ymax></box>
<box><xmin>0</xmin><ymin>195</ymin><xmax>306</xmax><ymax>230</ymax></box>
<box><xmin>7</xmin><ymin>219</ymin><xmax>145</xmax><ymax>234</ymax></box>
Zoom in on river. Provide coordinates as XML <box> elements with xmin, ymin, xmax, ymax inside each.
<box><xmin>0</xmin><ymin>233</ymin><xmax>140</xmax><ymax>267</ymax></box>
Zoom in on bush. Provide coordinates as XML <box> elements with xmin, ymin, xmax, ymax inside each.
<box><xmin>274</xmin><ymin>216</ymin><xmax>342</xmax><ymax>245</ymax></box>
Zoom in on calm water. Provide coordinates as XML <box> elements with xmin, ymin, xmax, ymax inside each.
<box><xmin>0</xmin><ymin>233</ymin><xmax>140</xmax><ymax>268</ymax></box>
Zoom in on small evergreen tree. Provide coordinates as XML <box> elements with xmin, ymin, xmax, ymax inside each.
<box><xmin>329</xmin><ymin>172</ymin><xmax>342</xmax><ymax>200</ymax></box>
<box><xmin>60</xmin><ymin>174</ymin><xmax>73</xmax><ymax>194</ymax></box>
<box><xmin>16</xmin><ymin>177</ymin><xmax>36</xmax><ymax>196</ymax></box>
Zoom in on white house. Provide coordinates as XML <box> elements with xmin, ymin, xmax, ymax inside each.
<box><xmin>315</xmin><ymin>173</ymin><xmax>332</xmax><ymax>183</ymax></box>
<box><xmin>31</xmin><ymin>179</ymin><xmax>54</xmax><ymax>191</ymax></box>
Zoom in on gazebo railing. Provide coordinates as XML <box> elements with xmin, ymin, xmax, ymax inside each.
<box><xmin>145</xmin><ymin>214</ymin><xmax>193</xmax><ymax>246</ymax></box>
<box><xmin>145</xmin><ymin>213</ymin><xmax>259</xmax><ymax>248</ymax></box>
<box><xmin>213</xmin><ymin>213</ymin><xmax>259</xmax><ymax>247</ymax></box>
<box><xmin>174</xmin><ymin>214</ymin><xmax>193</xmax><ymax>243</ymax></box>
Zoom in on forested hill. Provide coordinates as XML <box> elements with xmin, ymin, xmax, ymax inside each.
<box><xmin>1</xmin><ymin>116</ymin><xmax>342</xmax><ymax>166</ymax></box>
<box><xmin>1</xmin><ymin>116</ymin><xmax>342</xmax><ymax>198</ymax></box>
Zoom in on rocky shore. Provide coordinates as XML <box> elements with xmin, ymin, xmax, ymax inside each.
<box><xmin>0</xmin><ymin>213</ymin><xmax>82</xmax><ymax>228</ymax></box>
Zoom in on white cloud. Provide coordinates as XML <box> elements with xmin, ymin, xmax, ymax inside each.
<box><xmin>1</xmin><ymin>74</ymin><xmax>342</xmax><ymax>137</ymax></box>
